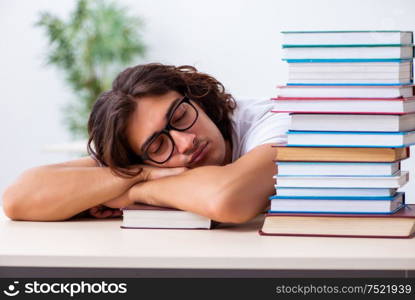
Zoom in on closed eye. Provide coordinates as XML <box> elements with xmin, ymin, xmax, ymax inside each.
<box><xmin>172</xmin><ymin>112</ymin><xmax>186</xmax><ymax>123</ymax></box>
<box><xmin>149</xmin><ymin>139</ymin><xmax>163</xmax><ymax>153</ymax></box>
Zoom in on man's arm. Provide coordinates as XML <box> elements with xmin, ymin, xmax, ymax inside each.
<box><xmin>2</xmin><ymin>157</ymin><xmax>186</xmax><ymax>221</ymax></box>
<box><xmin>112</xmin><ymin>144</ymin><xmax>276</xmax><ymax>223</ymax></box>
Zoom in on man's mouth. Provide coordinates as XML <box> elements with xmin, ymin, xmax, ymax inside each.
<box><xmin>189</xmin><ymin>142</ymin><xmax>208</xmax><ymax>166</ymax></box>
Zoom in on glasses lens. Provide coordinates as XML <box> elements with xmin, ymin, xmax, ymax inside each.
<box><xmin>147</xmin><ymin>133</ymin><xmax>173</xmax><ymax>163</ymax></box>
<box><xmin>170</xmin><ymin>101</ymin><xmax>197</xmax><ymax>130</ymax></box>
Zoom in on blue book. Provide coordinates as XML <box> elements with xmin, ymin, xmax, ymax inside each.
<box><xmin>269</xmin><ymin>192</ymin><xmax>405</xmax><ymax>214</ymax></box>
<box><xmin>275</xmin><ymin>187</ymin><xmax>397</xmax><ymax>198</ymax></box>
<box><xmin>286</xmin><ymin>130</ymin><xmax>415</xmax><ymax>148</ymax></box>
<box><xmin>274</xmin><ymin>171</ymin><xmax>408</xmax><ymax>188</ymax></box>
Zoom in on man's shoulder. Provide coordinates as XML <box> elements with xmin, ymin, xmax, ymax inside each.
<box><xmin>230</xmin><ymin>98</ymin><xmax>289</xmax><ymax>162</ymax></box>
<box><xmin>232</xmin><ymin>98</ymin><xmax>272</xmax><ymax>124</ymax></box>
<box><xmin>233</xmin><ymin>98</ymin><xmax>272</xmax><ymax>113</ymax></box>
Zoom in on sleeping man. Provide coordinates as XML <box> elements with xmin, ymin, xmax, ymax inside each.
<box><xmin>3</xmin><ymin>63</ymin><xmax>289</xmax><ymax>222</ymax></box>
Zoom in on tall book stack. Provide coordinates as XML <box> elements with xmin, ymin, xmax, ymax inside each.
<box><xmin>260</xmin><ymin>31</ymin><xmax>415</xmax><ymax>238</ymax></box>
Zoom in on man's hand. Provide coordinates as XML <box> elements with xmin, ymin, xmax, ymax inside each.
<box><xmin>88</xmin><ymin>205</ymin><xmax>123</xmax><ymax>218</ymax></box>
<box><xmin>101</xmin><ymin>165</ymin><xmax>188</xmax><ymax>210</ymax></box>
<box><xmin>138</xmin><ymin>165</ymin><xmax>188</xmax><ymax>181</ymax></box>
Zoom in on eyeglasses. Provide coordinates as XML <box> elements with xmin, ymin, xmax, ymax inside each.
<box><xmin>141</xmin><ymin>96</ymin><xmax>199</xmax><ymax>164</ymax></box>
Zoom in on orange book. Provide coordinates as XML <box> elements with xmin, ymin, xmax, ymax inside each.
<box><xmin>273</xmin><ymin>145</ymin><xmax>409</xmax><ymax>162</ymax></box>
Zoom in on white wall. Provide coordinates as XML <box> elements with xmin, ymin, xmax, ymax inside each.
<box><xmin>1</xmin><ymin>0</ymin><xmax>415</xmax><ymax>203</ymax></box>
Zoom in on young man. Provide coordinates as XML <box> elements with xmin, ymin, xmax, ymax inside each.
<box><xmin>2</xmin><ymin>63</ymin><xmax>289</xmax><ymax>222</ymax></box>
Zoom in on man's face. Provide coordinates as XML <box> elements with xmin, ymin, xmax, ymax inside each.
<box><xmin>126</xmin><ymin>90</ymin><xmax>231</xmax><ymax>168</ymax></box>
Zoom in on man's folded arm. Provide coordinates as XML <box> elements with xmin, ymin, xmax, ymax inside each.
<box><xmin>129</xmin><ymin>143</ymin><xmax>277</xmax><ymax>223</ymax></box>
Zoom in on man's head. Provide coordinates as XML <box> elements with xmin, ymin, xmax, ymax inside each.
<box><xmin>87</xmin><ymin>63</ymin><xmax>236</xmax><ymax>177</ymax></box>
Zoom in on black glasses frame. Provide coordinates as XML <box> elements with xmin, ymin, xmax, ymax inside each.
<box><xmin>141</xmin><ymin>96</ymin><xmax>199</xmax><ymax>164</ymax></box>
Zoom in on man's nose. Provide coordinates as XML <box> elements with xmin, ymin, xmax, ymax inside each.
<box><xmin>169</xmin><ymin>130</ymin><xmax>197</xmax><ymax>154</ymax></box>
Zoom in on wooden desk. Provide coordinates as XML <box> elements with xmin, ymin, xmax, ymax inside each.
<box><xmin>1</xmin><ymin>209</ymin><xmax>414</xmax><ymax>278</ymax></box>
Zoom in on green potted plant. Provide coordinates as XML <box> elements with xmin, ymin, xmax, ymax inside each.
<box><xmin>37</xmin><ymin>0</ymin><xmax>146</xmax><ymax>138</ymax></box>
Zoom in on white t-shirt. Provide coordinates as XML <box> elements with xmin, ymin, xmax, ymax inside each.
<box><xmin>230</xmin><ymin>98</ymin><xmax>290</xmax><ymax>162</ymax></box>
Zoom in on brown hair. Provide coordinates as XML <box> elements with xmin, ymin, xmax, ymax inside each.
<box><xmin>87</xmin><ymin>63</ymin><xmax>236</xmax><ymax>177</ymax></box>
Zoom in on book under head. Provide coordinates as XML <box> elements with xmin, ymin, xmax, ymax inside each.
<box><xmin>121</xmin><ymin>203</ymin><xmax>214</xmax><ymax>229</ymax></box>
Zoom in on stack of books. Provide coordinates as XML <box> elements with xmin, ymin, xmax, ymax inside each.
<box><xmin>261</xmin><ymin>31</ymin><xmax>415</xmax><ymax>238</ymax></box>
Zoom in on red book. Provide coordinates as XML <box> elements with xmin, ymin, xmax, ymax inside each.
<box><xmin>259</xmin><ymin>204</ymin><xmax>415</xmax><ymax>238</ymax></box>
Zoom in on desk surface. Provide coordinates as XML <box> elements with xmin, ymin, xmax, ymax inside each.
<box><xmin>1</xmin><ymin>210</ymin><xmax>415</xmax><ymax>271</ymax></box>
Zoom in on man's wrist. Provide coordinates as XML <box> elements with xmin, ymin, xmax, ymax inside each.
<box><xmin>129</xmin><ymin>181</ymin><xmax>158</xmax><ymax>206</ymax></box>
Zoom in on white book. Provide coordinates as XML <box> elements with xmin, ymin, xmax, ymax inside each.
<box><xmin>288</xmin><ymin>66</ymin><xmax>411</xmax><ymax>84</ymax></box>
<box><xmin>288</xmin><ymin>61</ymin><xmax>412</xmax><ymax>74</ymax></box>
<box><xmin>277</xmin><ymin>85</ymin><xmax>413</xmax><ymax>98</ymax></box>
<box><xmin>290</xmin><ymin>113</ymin><xmax>415</xmax><ymax>132</ymax></box>
<box><xmin>270</xmin><ymin>193</ymin><xmax>404</xmax><ymax>214</ymax></box>
<box><xmin>289</xmin><ymin>72</ymin><xmax>411</xmax><ymax>80</ymax></box>
<box><xmin>274</xmin><ymin>171</ymin><xmax>408</xmax><ymax>188</ymax></box>
<box><xmin>286</xmin><ymin>130</ymin><xmax>415</xmax><ymax>147</ymax></box>
<box><xmin>282</xmin><ymin>31</ymin><xmax>413</xmax><ymax>45</ymax></box>
<box><xmin>277</xmin><ymin>162</ymin><xmax>400</xmax><ymax>176</ymax></box>
<box><xmin>275</xmin><ymin>187</ymin><xmax>397</xmax><ymax>197</ymax></box>
<box><xmin>272</xmin><ymin>99</ymin><xmax>415</xmax><ymax>113</ymax></box>
<box><xmin>121</xmin><ymin>203</ymin><xmax>213</xmax><ymax>229</ymax></box>
<box><xmin>288</xmin><ymin>78</ymin><xmax>411</xmax><ymax>84</ymax></box>
<box><xmin>282</xmin><ymin>46</ymin><xmax>413</xmax><ymax>59</ymax></box>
